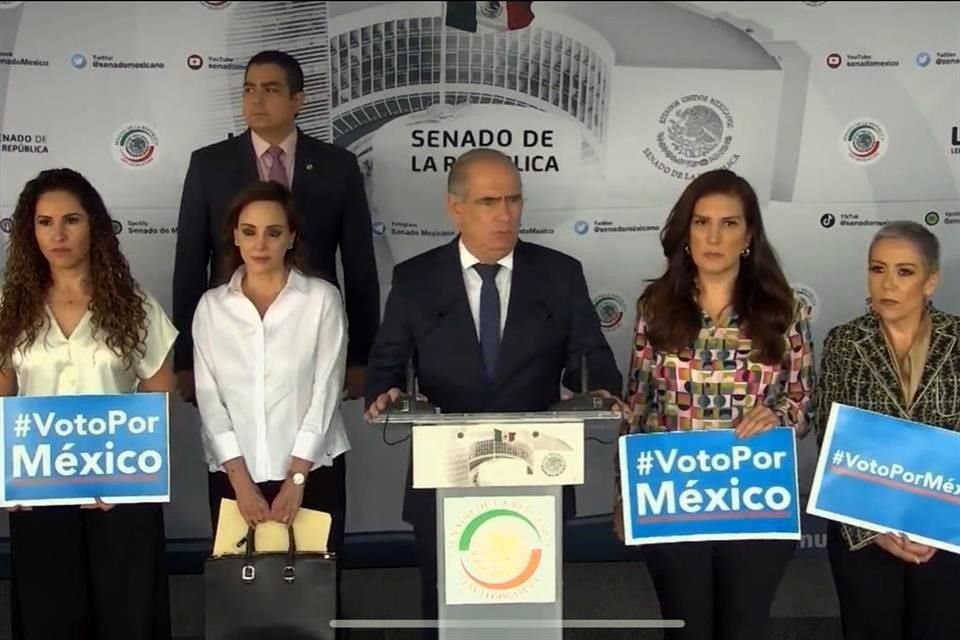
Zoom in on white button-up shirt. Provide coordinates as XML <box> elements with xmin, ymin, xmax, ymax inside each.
<box><xmin>458</xmin><ymin>239</ymin><xmax>513</xmax><ymax>339</ymax></box>
<box><xmin>11</xmin><ymin>291</ymin><xmax>177</xmax><ymax>396</ymax></box>
<box><xmin>192</xmin><ymin>267</ymin><xmax>350</xmax><ymax>483</ymax></box>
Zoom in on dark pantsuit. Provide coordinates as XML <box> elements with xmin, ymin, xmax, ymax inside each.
<box><xmin>365</xmin><ymin>239</ymin><xmax>623</xmax><ymax>640</ymax></box>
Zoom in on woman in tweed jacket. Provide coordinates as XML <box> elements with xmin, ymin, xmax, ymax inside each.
<box><xmin>813</xmin><ymin>221</ymin><xmax>960</xmax><ymax>640</ymax></box>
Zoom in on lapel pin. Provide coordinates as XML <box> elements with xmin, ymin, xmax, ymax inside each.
<box><xmin>306</xmin><ymin>163</ymin><xmax>314</xmax><ymax>171</ymax></box>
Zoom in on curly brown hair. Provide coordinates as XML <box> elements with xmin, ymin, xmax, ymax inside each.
<box><xmin>0</xmin><ymin>168</ymin><xmax>147</xmax><ymax>369</ymax></box>
<box><xmin>640</xmin><ymin>169</ymin><xmax>795</xmax><ymax>364</ymax></box>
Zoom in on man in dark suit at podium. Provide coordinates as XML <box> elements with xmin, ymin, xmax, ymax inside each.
<box><xmin>364</xmin><ymin>148</ymin><xmax>623</xmax><ymax>637</ymax></box>
<box><xmin>172</xmin><ymin>50</ymin><xmax>380</xmax><ymax>404</ymax></box>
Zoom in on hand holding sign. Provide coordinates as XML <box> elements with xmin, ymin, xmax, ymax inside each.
<box><xmin>80</xmin><ymin>497</ymin><xmax>115</xmax><ymax>511</ymax></box>
<box><xmin>735</xmin><ymin>406</ymin><xmax>780</xmax><ymax>439</ymax></box>
<box><xmin>876</xmin><ymin>533</ymin><xmax>937</xmax><ymax>564</ymax></box>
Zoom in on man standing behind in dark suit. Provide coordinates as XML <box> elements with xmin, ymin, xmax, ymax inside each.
<box><xmin>172</xmin><ymin>50</ymin><xmax>380</xmax><ymax>403</ymax></box>
<box><xmin>364</xmin><ymin>148</ymin><xmax>623</xmax><ymax>637</ymax></box>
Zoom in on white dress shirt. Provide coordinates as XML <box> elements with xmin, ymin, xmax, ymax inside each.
<box><xmin>458</xmin><ymin>239</ymin><xmax>513</xmax><ymax>339</ymax></box>
<box><xmin>192</xmin><ymin>267</ymin><xmax>350</xmax><ymax>483</ymax></box>
<box><xmin>11</xmin><ymin>291</ymin><xmax>177</xmax><ymax>396</ymax></box>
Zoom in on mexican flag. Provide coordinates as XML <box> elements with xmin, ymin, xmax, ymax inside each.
<box><xmin>445</xmin><ymin>1</ymin><xmax>535</xmax><ymax>33</ymax></box>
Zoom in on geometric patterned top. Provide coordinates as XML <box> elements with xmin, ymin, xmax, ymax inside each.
<box><xmin>620</xmin><ymin>300</ymin><xmax>816</xmax><ymax>437</ymax></box>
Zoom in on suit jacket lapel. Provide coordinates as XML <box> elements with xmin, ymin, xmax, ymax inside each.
<box><xmin>236</xmin><ymin>130</ymin><xmax>259</xmax><ymax>187</ymax></box>
<box><xmin>291</xmin><ymin>128</ymin><xmax>313</xmax><ymax>212</ymax></box>
<box><xmin>853</xmin><ymin>316</ymin><xmax>909</xmax><ymax>417</ymax></box>
<box><xmin>434</xmin><ymin>240</ymin><xmax>488</xmax><ymax>387</ymax></box>
<box><xmin>910</xmin><ymin>311</ymin><xmax>957</xmax><ymax>410</ymax></box>
<box><xmin>493</xmin><ymin>241</ymin><xmax>542</xmax><ymax>389</ymax></box>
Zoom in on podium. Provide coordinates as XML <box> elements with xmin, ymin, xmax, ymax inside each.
<box><xmin>381</xmin><ymin>408</ymin><xmax>620</xmax><ymax>639</ymax></box>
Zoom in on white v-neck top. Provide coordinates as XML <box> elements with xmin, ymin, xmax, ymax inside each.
<box><xmin>10</xmin><ymin>291</ymin><xmax>178</xmax><ymax>396</ymax></box>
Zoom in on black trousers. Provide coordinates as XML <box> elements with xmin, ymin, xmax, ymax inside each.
<box><xmin>641</xmin><ymin>538</ymin><xmax>796</xmax><ymax>640</ymax></box>
<box><xmin>207</xmin><ymin>455</ymin><xmax>348</xmax><ymax>625</ymax></box>
<box><xmin>9</xmin><ymin>503</ymin><xmax>171</xmax><ymax>640</ymax></box>
<box><xmin>827</xmin><ymin>521</ymin><xmax>960</xmax><ymax>640</ymax></box>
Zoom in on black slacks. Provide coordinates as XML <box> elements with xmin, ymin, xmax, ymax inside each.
<box><xmin>9</xmin><ymin>503</ymin><xmax>171</xmax><ymax>640</ymax></box>
<box><xmin>827</xmin><ymin>521</ymin><xmax>960</xmax><ymax>640</ymax></box>
<box><xmin>641</xmin><ymin>538</ymin><xmax>796</xmax><ymax>640</ymax></box>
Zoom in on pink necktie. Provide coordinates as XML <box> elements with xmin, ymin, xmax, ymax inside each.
<box><xmin>266</xmin><ymin>146</ymin><xmax>288</xmax><ymax>186</ymax></box>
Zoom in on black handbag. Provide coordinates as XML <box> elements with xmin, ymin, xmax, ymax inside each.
<box><xmin>204</xmin><ymin>525</ymin><xmax>337</xmax><ymax>640</ymax></box>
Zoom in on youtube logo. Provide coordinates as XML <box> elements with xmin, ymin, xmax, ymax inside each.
<box><xmin>826</xmin><ymin>52</ymin><xmax>842</xmax><ymax>69</ymax></box>
<box><xmin>187</xmin><ymin>54</ymin><xmax>204</xmax><ymax>70</ymax></box>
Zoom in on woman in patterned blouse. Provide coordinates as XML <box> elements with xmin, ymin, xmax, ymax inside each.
<box><xmin>614</xmin><ymin>169</ymin><xmax>815</xmax><ymax>640</ymax></box>
<box><xmin>814</xmin><ymin>221</ymin><xmax>960</xmax><ymax>640</ymax></box>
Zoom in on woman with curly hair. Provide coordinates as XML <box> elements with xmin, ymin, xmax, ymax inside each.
<box><xmin>0</xmin><ymin>168</ymin><xmax>176</xmax><ymax>640</ymax></box>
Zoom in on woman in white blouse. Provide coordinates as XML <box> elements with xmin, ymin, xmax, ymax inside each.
<box><xmin>193</xmin><ymin>180</ymin><xmax>350</xmax><ymax>554</ymax></box>
<box><xmin>0</xmin><ymin>169</ymin><xmax>177</xmax><ymax>640</ymax></box>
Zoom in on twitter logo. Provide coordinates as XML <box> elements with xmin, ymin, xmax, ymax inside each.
<box><xmin>70</xmin><ymin>53</ymin><xmax>87</xmax><ymax>69</ymax></box>
<box><xmin>574</xmin><ymin>220</ymin><xmax>590</xmax><ymax>235</ymax></box>
<box><xmin>916</xmin><ymin>52</ymin><xmax>931</xmax><ymax>68</ymax></box>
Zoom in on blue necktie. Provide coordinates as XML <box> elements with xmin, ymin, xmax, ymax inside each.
<box><xmin>474</xmin><ymin>263</ymin><xmax>501</xmax><ymax>379</ymax></box>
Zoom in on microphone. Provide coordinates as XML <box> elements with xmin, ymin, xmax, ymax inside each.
<box><xmin>548</xmin><ymin>352</ymin><xmax>617</xmax><ymax>412</ymax></box>
<box><xmin>406</xmin><ymin>359</ymin><xmax>416</xmax><ymax>397</ymax></box>
<box><xmin>382</xmin><ymin>359</ymin><xmax>439</xmax><ymax>417</ymax></box>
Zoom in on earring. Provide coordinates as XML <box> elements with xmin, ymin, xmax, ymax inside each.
<box><xmin>684</xmin><ymin>244</ymin><xmax>691</xmax><ymax>254</ymax></box>
<box><xmin>741</xmin><ymin>247</ymin><xmax>751</xmax><ymax>257</ymax></box>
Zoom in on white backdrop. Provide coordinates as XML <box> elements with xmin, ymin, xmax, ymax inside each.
<box><xmin>0</xmin><ymin>1</ymin><xmax>957</xmax><ymax>548</ymax></box>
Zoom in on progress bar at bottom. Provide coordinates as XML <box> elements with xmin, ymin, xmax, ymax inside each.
<box><xmin>330</xmin><ymin>619</ymin><xmax>685</xmax><ymax>629</ymax></box>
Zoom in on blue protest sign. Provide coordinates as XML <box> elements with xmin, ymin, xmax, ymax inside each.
<box><xmin>618</xmin><ymin>428</ymin><xmax>801</xmax><ymax>544</ymax></box>
<box><xmin>807</xmin><ymin>403</ymin><xmax>960</xmax><ymax>554</ymax></box>
<box><xmin>0</xmin><ymin>393</ymin><xmax>170</xmax><ymax>506</ymax></box>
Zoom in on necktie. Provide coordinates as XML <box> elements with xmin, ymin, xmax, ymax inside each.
<box><xmin>474</xmin><ymin>263</ymin><xmax>501</xmax><ymax>379</ymax></box>
<box><xmin>266</xmin><ymin>146</ymin><xmax>288</xmax><ymax>186</ymax></box>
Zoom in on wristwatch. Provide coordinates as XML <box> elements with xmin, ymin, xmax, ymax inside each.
<box><xmin>290</xmin><ymin>472</ymin><xmax>306</xmax><ymax>487</ymax></box>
